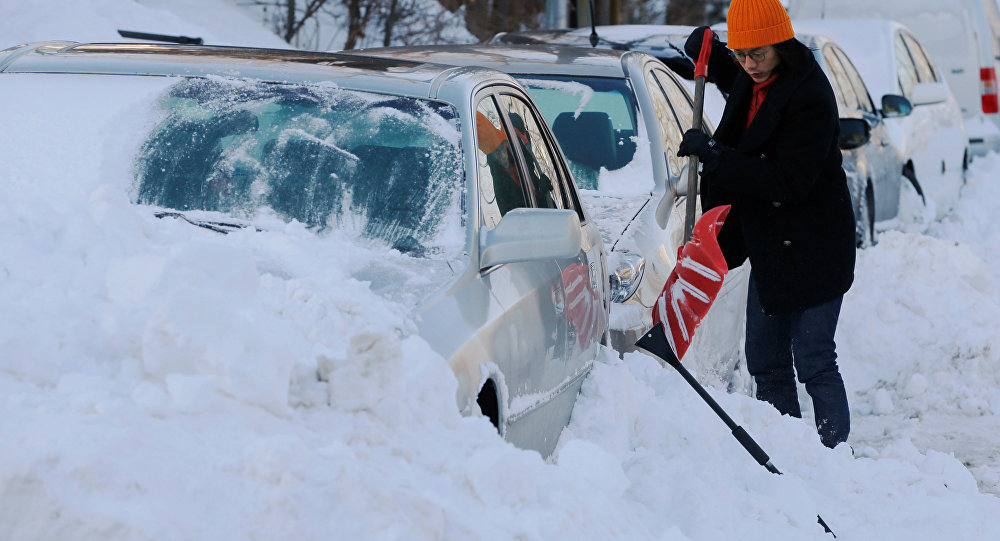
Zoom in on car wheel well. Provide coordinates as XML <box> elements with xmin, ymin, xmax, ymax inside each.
<box><xmin>477</xmin><ymin>379</ymin><xmax>501</xmax><ymax>433</ymax></box>
<box><xmin>902</xmin><ymin>162</ymin><xmax>926</xmax><ymax>205</ymax></box>
<box><xmin>865</xmin><ymin>180</ymin><xmax>876</xmax><ymax>246</ymax></box>
<box><xmin>856</xmin><ymin>180</ymin><xmax>876</xmax><ymax>248</ymax></box>
<box><xmin>962</xmin><ymin>149</ymin><xmax>969</xmax><ymax>185</ymax></box>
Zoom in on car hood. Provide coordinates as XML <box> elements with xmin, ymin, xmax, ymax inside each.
<box><xmin>150</xmin><ymin>208</ymin><xmax>461</xmax><ymax>312</ymax></box>
<box><xmin>578</xmin><ymin>190</ymin><xmax>653</xmax><ymax>253</ymax></box>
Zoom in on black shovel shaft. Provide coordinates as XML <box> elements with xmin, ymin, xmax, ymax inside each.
<box><xmin>635</xmin><ymin>325</ymin><xmax>776</xmax><ymax>471</ymax></box>
<box><xmin>683</xmin><ymin>76</ymin><xmax>708</xmax><ymax>243</ymax></box>
<box><xmin>635</xmin><ymin>325</ymin><xmax>836</xmax><ymax>537</ymax></box>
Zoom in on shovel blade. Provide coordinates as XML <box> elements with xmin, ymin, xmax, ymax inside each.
<box><xmin>651</xmin><ymin>204</ymin><xmax>731</xmax><ymax>360</ymax></box>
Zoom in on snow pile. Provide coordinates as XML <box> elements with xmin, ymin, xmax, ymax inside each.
<box><xmin>842</xmin><ymin>231</ymin><xmax>1000</xmax><ymax>418</ymax></box>
<box><xmin>3</xmin><ymin>2</ymin><xmax>1000</xmax><ymax>540</ymax></box>
<box><xmin>835</xmin><ymin>154</ymin><xmax>1000</xmax><ymax>492</ymax></box>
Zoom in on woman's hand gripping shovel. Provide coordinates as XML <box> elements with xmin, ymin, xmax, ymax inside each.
<box><xmin>634</xmin><ymin>205</ymin><xmax>836</xmax><ymax>537</ymax></box>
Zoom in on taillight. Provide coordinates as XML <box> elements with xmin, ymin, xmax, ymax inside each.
<box><xmin>981</xmin><ymin>67</ymin><xmax>999</xmax><ymax>114</ymax></box>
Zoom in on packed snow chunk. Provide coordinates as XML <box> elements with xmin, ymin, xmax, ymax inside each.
<box><xmin>140</xmin><ymin>243</ymin><xmax>304</xmax><ymax>413</ymax></box>
<box><xmin>872</xmin><ymin>388</ymin><xmax>894</xmax><ymax>415</ymax></box>
<box><xmin>321</xmin><ymin>332</ymin><xmax>460</xmax><ymax>426</ymax></box>
<box><xmin>105</xmin><ymin>254</ymin><xmax>168</xmax><ymax>304</ymax></box>
<box><xmin>904</xmin><ymin>373</ymin><xmax>929</xmax><ymax>398</ymax></box>
<box><xmin>556</xmin><ymin>439</ymin><xmax>630</xmax><ymax>498</ymax></box>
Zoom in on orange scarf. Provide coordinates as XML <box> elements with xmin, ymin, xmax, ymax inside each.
<box><xmin>746</xmin><ymin>73</ymin><xmax>779</xmax><ymax>130</ymax></box>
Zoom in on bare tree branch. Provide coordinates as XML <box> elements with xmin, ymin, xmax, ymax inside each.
<box><xmin>287</xmin><ymin>0</ymin><xmax>330</xmax><ymax>42</ymax></box>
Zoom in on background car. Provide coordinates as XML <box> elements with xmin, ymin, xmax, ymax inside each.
<box><xmin>495</xmin><ymin>25</ymin><xmax>903</xmax><ymax>246</ymax></box>
<box><xmin>790</xmin><ymin>19</ymin><xmax>969</xmax><ymax>221</ymax></box>
<box><xmin>350</xmin><ymin>43</ymin><xmax>749</xmax><ymax>385</ymax></box>
<box><xmin>490</xmin><ymin>24</ymin><xmax>730</xmax><ymax>123</ymax></box>
<box><xmin>798</xmin><ymin>31</ymin><xmax>905</xmax><ymax>245</ymax></box>
<box><xmin>0</xmin><ymin>41</ymin><xmax>610</xmax><ymax>457</ymax></box>
<box><xmin>786</xmin><ymin>0</ymin><xmax>1000</xmax><ymax>158</ymax></box>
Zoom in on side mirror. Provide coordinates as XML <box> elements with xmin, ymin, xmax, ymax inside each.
<box><xmin>479</xmin><ymin>208</ymin><xmax>581</xmax><ymax>269</ymax></box>
<box><xmin>910</xmin><ymin>81</ymin><xmax>949</xmax><ymax>106</ymax></box>
<box><xmin>881</xmin><ymin>94</ymin><xmax>913</xmax><ymax>118</ymax></box>
<box><xmin>839</xmin><ymin>117</ymin><xmax>871</xmax><ymax>150</ymax></box>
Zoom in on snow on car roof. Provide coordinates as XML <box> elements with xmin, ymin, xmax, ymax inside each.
<box><xmin>0</xmin><ymin>41</ymin><xmax>511</xmax><ymax>99</ymax></box>
<box><xmin>790</xmin><ymin>19</ymin><xmax>904</xmax><ymax>101</ymax></box>
<box><xmin>351</xmin><ymin>43</ymin><xmax>635</xmax><ymax>78</ymax></box>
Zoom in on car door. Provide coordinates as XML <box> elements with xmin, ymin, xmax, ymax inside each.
<box><xmin>645</xmin><ymin>64</ymin><xmax>750</xmax><ymax>386</ymax></box>
<box><xmin>898</xmin><ymin>30</ymin><xmax>966</xmax><ymax>210</ymax></box>
<box><xmin>832</xmin><ymin>44</ymin><xmax>903</xmax><ymax>221</ymax></box>
<box><xmin>496</xmin><ymin>91</ymin><xmax>606</xmax><ymax>359</ymax></box>
<box><xmin>473</xmin><ymin>88</ymin><xmax>602</xmax><ymax>451</ymax></box>
<box><xmin>822</xmin><ymin>44</ymin><xmax>870</xmax><ymax>213</ymax></box>
<box><xmin>891</xmin><ymin>30</ymin><xmax>941</xmax><ymax>181</ymax></box>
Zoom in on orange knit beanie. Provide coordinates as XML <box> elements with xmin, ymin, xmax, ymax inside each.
<box><xmin>727</xmin><ymin>0</ymin><xmax>795</xmax><ymax>50</ymax></box>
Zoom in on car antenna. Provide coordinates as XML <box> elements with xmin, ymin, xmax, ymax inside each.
<box><xmin>588</xmin><ymin>0</ymin><xmax>599</xmax><ymax>47</ymax></box>
<box><xmin>117</xmin><ymin>29</ymin><xmax>204</xmax><ymax>45</ymax></box>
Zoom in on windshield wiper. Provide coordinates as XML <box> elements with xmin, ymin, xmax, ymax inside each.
<box><xmin>154</xmin><ymin>211</ymin><xmax>252</xmax><ymax>234</ymax></box>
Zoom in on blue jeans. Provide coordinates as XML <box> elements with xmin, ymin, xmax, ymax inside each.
<box><xmin>745</xmin><ymin>274</ymin><xmax>850</xmax><ymax>448</ymax></box>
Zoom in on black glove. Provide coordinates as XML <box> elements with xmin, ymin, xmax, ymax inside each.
<box><xmin>677</xmin><ymin>129</ymin><xmax>717</xmax><ymax>160</ymax></box>
<box><xmin>684</xmin><ymin>26</ymin><xmax>719</xmax><ymax>61</ymax></box>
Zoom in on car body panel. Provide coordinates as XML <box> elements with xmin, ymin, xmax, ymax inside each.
<box><xmin>349</xmin><ymin>43</ymin><xmax>749</xmax><ymax>386</ymax></box>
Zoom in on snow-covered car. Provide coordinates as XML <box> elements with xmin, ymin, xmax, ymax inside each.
<box><xmin>490</xmin><ymin>25</ymin><xmax>730</xmax><ymax>125</ymax></box>
<box><xmin>790</xmin><ymin>19</ymin><xmax>969</xmax><ymax>221</ymax></box>
<box><xmin>795</xmin><ymin>31</ymin><xmax>905</xmax><ymax>245</ymax></box>
<box><xmin>0</xmin><ymin>41</ymin><xmax>610</xmax><ymax>457</ymax></box>
<box><xmin>786</xmin><ymin>0</ymin><xmax>999</xmax><ymax>158</ymax></box>
<box><xmin>348</xmin><ymin>44</ymin><xmax>749</xmax><ymax>384</ymax></box>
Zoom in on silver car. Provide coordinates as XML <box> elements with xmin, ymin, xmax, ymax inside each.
<box><xmin>798</xmin><ymin>32</ymin><xmax>905</xmax><ymax>246</ymax></box>
<box><xmin>0</xmin><ymin>42</ymin><xmax>609</xmax><ymax>457</ymax></box>
<box><xmin>349</xmin><ymin>44</ymin><xmax>750</xmax><ymax>384</ymax></box>
<box><xmin>494</xmin><ymin>26</ymin><xmax>903</xmax><ymax>247</ymax></box>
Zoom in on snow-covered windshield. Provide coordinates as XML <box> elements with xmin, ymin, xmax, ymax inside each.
<box><xmin>518</xmin><ymin>75</ymin><xmax>648</xmax><ymax>192</ymax></box>
<box><xmin>134</xmin><ymin>77</ymin><xmax>466</xmax><ymax>258</ymax></box>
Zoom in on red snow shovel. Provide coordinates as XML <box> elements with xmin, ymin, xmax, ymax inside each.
<box><xmin>634</xmin><ymin>205</ymin><xmax>836</xmax><ymax>537</ymax></box>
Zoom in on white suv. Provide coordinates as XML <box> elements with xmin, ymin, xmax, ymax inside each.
<box><xmin>792</xmin><ymin>19</ymin><xmax>969</xmax><ymax>220</ymax></box>
<box><xmin>786</xmin><ymin>0</ymin><xmax>1000</xmax><ymax>157</ymax></box>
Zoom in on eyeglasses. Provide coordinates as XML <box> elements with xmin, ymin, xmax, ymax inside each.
<box><xmin>730</xmin><ymin>48</ymin><xmax>768</xmax><ymax>63</ymax></box>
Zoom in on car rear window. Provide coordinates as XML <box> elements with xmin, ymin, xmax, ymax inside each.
<box><xmin>516</xmin><ymin>75</ymin><xmax>646</xmax><ymax>191</ymax></box>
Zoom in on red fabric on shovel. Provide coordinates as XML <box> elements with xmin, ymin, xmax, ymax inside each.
<box><xmin>652</xmin><ymin>205</ymin><xmax>731</xmax><ymax>360</ymax></box>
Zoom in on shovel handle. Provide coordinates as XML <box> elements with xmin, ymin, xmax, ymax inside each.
<box><xmin>695</xmin><ymin>29</ymin><xmax>713</xmax><ymax>79</ymax></box>
<box><xmin>684</xmin><ymin>30</ymin><xmax>714</xmax><ymax>242</ymax></box>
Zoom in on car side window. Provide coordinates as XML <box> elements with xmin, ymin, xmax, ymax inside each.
<box><xmin>823</xmin><ymin>45</ymin><xmax>861</xmax><ymax>111</ymax></box>
<box><xmin>498</xmin><ymin>94</ymin><xmax>572</xmax><ymax>212</ymax></box>
<box><xmin>902</xmin><ymin>32</ymin><xmax>937</xmax><ymax>83</ymax></box>
<box><xmin>833</xmin><ymin>46</ymin><xmax>877</xmax><ymax>115</ymax></box>
<box><xmin>645</xmin><ymin>69</ymin><xmax>686</xmax><ymax>177</ymax></box>
<box><xmin>476</xmin><ymin>96</ymin><xmax>528</xmax><ymax>229</ymax></box>
<box><xmin>894</xmin><ymin>32</ymin><xmax>919</xmax><ymax>97</ymax></box>
<box><xmin>653</xmin><ymin>69</ymin><xmax>696</xmax><ymax>131</ymax></box>
<box><xmin>913</xmin><ymin>38</ymin><xmax>941</xmax><ymax>82</ymax></box>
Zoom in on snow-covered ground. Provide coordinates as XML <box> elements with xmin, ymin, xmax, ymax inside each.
<box><xmin>2</xmin><ymin>2</ymin><xmax>1000</xmax><ymax>540</ymax></box>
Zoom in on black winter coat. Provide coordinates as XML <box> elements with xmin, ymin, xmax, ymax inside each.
<box><xmin>688</xmin><ymin>36</ymin><xmax>856</xmax><ymax>314</ymax></box>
